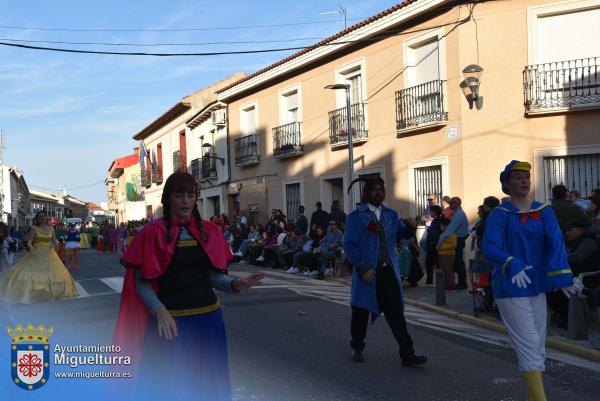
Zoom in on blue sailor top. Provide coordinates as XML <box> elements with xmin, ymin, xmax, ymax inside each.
<box><xmin>482</xmin><ymin>200</ymin><xmax>573</xmax><ymax>299</ymax></box>
<box><xmin>65</xmin><ymin>231</ymin><xmax>80</xmax><ymax>243</ymax></box>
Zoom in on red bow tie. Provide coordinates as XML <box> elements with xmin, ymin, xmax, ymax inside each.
<box><xmin>520</xmin><ymin>211</ymin><xmax>541</xmax><ymax>224</ymax></box>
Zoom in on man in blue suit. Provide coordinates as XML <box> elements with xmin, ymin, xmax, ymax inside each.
<box><xmin>344</xmin><ymin>177</ymin><xmax>427</xmax><ymax>366</ymax></box>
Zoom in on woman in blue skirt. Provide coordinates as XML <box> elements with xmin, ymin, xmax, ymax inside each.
<box><xmin>114</xmin><ymin>172</ymin><xmax>264</xmax><ymax>401</ymax></box>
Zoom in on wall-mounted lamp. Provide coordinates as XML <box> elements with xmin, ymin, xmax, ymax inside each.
<box><xmin>460</xmin><ymin>64</ymin><xmax>483</xmax><ymax>110</ymax></box>
<box><xmin>201</xmin><ymin>143</ymin><xmax>225</xmax><ymax>165</ymax></box>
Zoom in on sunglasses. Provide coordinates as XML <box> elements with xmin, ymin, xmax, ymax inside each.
<box><xmin>427</xmin><ymin>199</ymin><xmax>436</xmax><ymax>201</ymax></box>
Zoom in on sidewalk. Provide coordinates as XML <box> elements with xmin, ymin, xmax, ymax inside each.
<box><xmin>402</xmin><ymin>284</ymin><xmax>600</xmax><ymax>361</ymax></box>
<box><xmin>294</xmin><ymin>268</ymin><xmax>600</xmax><ymax>362</ymax></box>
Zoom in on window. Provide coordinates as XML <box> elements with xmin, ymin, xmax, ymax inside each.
<box><xmin>241</xmin><ymin>103</ymin><xmax>258</xmax><ymax>135</ymax></box>
<box><xmin>542</xmin><ymin>153</ymin><xmax>600</xmax><ymax>202</ymax></box>
<box><xmin>405</xmin><ymin>37</ymin><xmax>440</xmax><ymax>87</ymax></box>
<box><xmin>408</xmin><ymin>157</ymin><xmax>449</xmax><ymax>218</ymax></box>
<box><xmin>208</xmin><ymin>196</ymin><xmax>220</xmax><ymax>218</ymax></box>
<box><xmin>173</xmin><ymin>150</ymin><xmax>181</xmax><ymax>173</ymax></box>
<box><xmin>529</xmin><ymin>3</ymin><xmax>600</xmax><ymax>64</ymax></box>
<box><xmin>280</xmin><ymin>89</ymin><xmax>299</xmax><ymax>125</ymax></box>
<box><xmin>347</xmin><ymin>72</ymin><xmax>363</xmax><ymax>105</ymax></box>
<box><xmin>413</xmin><ymin>165</ymin><xmax>443</xmax><ymax>218</ymax></box>
<box><xmin>284</xmin><ymin>182</ymin><xmax>301</xmax><ymax>223</ymax></box>
<box><xmin>525</xmin><ymin>2</ymin><xmax>600</xmax><ymax>112</ymax></box>
<box><xmin>335</xmin><ymin>58</ymin><xmax>366</xmax><ymax>109</ymax></box>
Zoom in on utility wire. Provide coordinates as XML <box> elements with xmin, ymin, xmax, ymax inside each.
<box><xmin>0</xmin><ymin>14</ymin><xmax>472</xmax><ymax>57</ymax></box>
<box><xmin>0</xmin><ymin>36</ymin><xmax>326</xmax><ymax>47</ymax></box>
<box><xmin>0</xmin><ymin>18</ymin><xmax>366</xmax><ymax>32</ymax></box>
<box><xmin>30</xmin><ymin>179</ymin><xmax>106</xmax><ymax>192</ymax></box>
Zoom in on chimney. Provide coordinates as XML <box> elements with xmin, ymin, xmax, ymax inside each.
<box><xmin>133</xmin><ymin>147</ymin><xmax>140</xmax><ymax>157</ymax></box>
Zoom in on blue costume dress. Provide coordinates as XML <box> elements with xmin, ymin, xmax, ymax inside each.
<box><xmin>483</xmin><ymin>200</ymin><xmax>572</xmax><ymax>371</ymax></box>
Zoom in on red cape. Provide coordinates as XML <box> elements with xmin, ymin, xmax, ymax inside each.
<box><xmin>112</xmin><ymin>218</ymin><xmax>232</xmax><ymax>367</ymax></box>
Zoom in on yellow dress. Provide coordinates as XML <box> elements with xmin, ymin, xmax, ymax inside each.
<box><xmin>80</xmin><ymin>232</ymin><xmax>90</xmax><ymax>249</ymax></box>
<box><xmin>0</xmin><ymin>226</ymin><xmax>78</xmax><ymax>304</ymax></box>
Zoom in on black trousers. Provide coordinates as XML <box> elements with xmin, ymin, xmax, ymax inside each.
<box><xmin>350</xmin><ymin>266</ymin><xmax>415</xmax><ymax>358</ymax></box>
<box><xmin>454</xmin><ymin>237</ymin><xmax>467</xmax><ymax>287</ymax></box>
<box><xmin>424</xmin><ymin>246</ymin><xmax>438</xmax><ymax>284</ymax></box>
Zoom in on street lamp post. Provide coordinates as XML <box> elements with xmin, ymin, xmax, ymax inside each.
<box><xmin>325</xmin><ymin>84</ymin><xmax>355</xmax><ymax>210</ymax></box>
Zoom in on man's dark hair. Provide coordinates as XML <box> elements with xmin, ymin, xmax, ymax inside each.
<box><xmin>483</xmin><ymin>196</ymin><xmax>500</xmax><ymax>209</ymax></box>
<box><xmin>430</xmin><ymin>205</ymin><xmax>442</xmax><ymax>216</ymax></box>
<box><xmin>442</xmin><ymin>196</ymin><xmax>451</xmax><ymax>203</ymax></box>
<box><xmin>566</xmin><ymin>219</ymin><xmax>590</xmax><ymax>231</ymax></box>
<box><xmin>552</xmin><ymin>184</ymin><xmax>568</xmax><ymax>200</ymax></box>
<box><xmin>298</xmin><ymin>205</ymin><xmax>304</xmax><ymax>213</ymax></box>
<box><xmin>316</xmin><ymin>202</ymin><xmax>322</xmax><ymax>209</ymax></box>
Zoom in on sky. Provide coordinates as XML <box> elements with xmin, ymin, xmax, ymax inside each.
<box><xmin>0</xmin><ymin>0</ymin><xmax>401</xmax><ymax>204</ymax></box>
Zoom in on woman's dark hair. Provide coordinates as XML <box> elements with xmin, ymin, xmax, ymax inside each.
<box><xmin>160</xmin><ymin>171</ymin><xmax>207</xmax><ymax>242</ymax></box>
<box><xmin>430</xmin><ymin>205</ymin><xmax>442</xmax><ymax>216</ymax></box>
<box><xmin>34</xmin><ymin>211</ymin><xmax>47</xmax><ymax>227</ymax></box>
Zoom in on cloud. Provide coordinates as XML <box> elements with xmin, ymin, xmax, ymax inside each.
<box><xmin>0</xmin><ymin>94</ymin><xmax>98</xmax><ymax>118</ymax></box>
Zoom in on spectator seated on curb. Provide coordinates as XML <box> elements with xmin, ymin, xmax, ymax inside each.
<box><xmin>284</xmin><ymin>228</ymin><xmax>308</xmax><ymax>274</ymax></box>
<box><xmin>547</xmin><ymin>219</ymin><xmax>600</xmax><ymax>328</ymax></box>
<box><xmin>317</xmin><ymin>220</ymin><xmax>344</xmax><ymax>279</ymax></box>
<box><xmin>294</xmin><ymin>226</ymin><xmax>326</xmax><ymax>277</ymax></box>
<box><xmin>233</xmin><ymin>225</ymin><xmax>260</xmax><ymax>259</ymax></box>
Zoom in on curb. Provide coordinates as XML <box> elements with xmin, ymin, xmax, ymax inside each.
<box><xmin>404</xmin><ymin>298</ymin><xmax>600</xmax><ymax>363</ymax></box>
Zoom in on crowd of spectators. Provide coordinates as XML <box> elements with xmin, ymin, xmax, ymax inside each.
<box><xmin>227</xmin><ymin>202</ymin><xmax>346</xmax><ymax>279</ymax></box>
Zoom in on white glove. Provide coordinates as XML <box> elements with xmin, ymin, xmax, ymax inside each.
<box><xmin>511</xmin><ymin>265</ymin><xmax>533</xmax><ymax>288</ymax></box>
<box><xmin>561</xmin><ymin>285</ymin><xmax>577</xmax><ymax>299</ymax></box>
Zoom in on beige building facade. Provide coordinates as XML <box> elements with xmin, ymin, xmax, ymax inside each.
<box><xmin>217</xmin><ymin>0</ymin><xmax>600</xmax><ymax>225</ymax></box>
<box><xmin>132</xmin><ymin>73</ymin><xmax>245</xmax><ymax>220</ymax></box>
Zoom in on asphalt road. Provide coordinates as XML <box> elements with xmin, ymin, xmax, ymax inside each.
<box><xmin>1</xmin><ymin>249</ymin><xmax>598</xmax><ymax>401</ymax></box>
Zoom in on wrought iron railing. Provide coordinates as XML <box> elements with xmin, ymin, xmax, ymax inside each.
<box><xmin>523</xmin><ymin>56</ymin><xmax>600</xmax><ymax>113</ymax></box>
<box><xmin>201</xmin><ymin>154</ymin><xmax>218</xmax><ymax>179</ymax></box>
<box><xmin>141</xmin><ymin>169</ymin><xmax>151</xmax><ymax>187</ymax></box>
<box><xmin>328</xmin><ymin>103</ymin><xmax>368</xmax><ymax>146</ymax></box>
<box><xmin>191</xmin><ymin>158</ymin><xmax>201</xmax><ymax>182</ymax></box>
<box><xmin>395</xmin><ymin>80</ymin><xmax>447</xmax><ymax>131</ymax></box>
<box><xmin>273</xmin><ymin>122</ymin><xmax>303</xmax><ymax>157</ymax></box>
<box><xmin>151</xmin><ymin>165</ymin><xmax>163</xmax><ymax>183</ymax></box>
<box><xmin>234</xmin><ymin>134</ymin><xmax>259</xmax><ymax>165</ymax></box>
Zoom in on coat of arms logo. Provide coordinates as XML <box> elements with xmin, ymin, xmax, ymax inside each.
<box><xmin>7</xmin><ymin>323</ymin><xmax>53</xmax><ymax>391</ymax></box>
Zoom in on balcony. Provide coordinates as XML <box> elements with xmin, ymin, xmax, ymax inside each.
<box><xmin>523</xmin><ymin>56</ymin><xmax>600</xmax><ymax>114</ymax></box>
<box><xmin>328</xmin><ymin>103</ymin><xmax>368</xmax><ymax>147</ymax></box>
<box><xmin>395</xmin><ymin>80</ymin><xmax>447</xmax><ymax>135</ymax></box>
<box><xmin>273</xmin><ymin>122</ymin><xmax>303</xmax><ymax>158</ymax></box>
<box><xmin>140</xmin><ymin>169</ymin><xmax>151</xmax><ymax>188</ymax></box>
<box><xmin>234</xmin><ymin>134</ymin><xmax>259</xmax><ymax>166</ymax></box>
<box><xmin>151</xmin><ymin>165</ymin><xmax>163</xmax><ymax>184</ymax></box>
<box><xmin>202</xmin><ymin>154</ymin><xmax>218</xmax><ymax>180</ymax></box>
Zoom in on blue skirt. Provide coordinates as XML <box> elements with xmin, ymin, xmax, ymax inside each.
<box><xmin>137</xmin><ymin>309</ymin><xmax>231</xmax><ymax>401</ymax></box>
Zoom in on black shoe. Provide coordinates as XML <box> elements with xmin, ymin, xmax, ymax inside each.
<box><xmin>401</xmin><ymin>354</ymin><xmax>427</xmax><ymax>367</ymax></box>
<box><xmin>454</xmin><ymin>284</ymin><xmax>468</xmax><ymax>291</ymax></box>
<box><xmin>352</xmin><ymin>350</ymin><xmax>365</xmax><ymax>362</ymax></box>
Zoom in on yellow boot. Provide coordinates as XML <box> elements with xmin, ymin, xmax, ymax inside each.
<box><xmin>523</xmin><ymin>371</ymin><xmax>547</xmax><ymax>401</ymax></box>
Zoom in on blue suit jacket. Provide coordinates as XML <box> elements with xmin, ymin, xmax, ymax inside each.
<box><xmin>344</xmin><ymin>203</ymin><xmax>414</xmax><ymax>315</ymax></box>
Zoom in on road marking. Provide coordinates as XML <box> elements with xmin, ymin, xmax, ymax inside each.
<box><xmin>100</xmin><ymin>277</ymin><xmax>124</xmax><ymax>293</ymax></box>
<box><xmin>75</xmin><ymin>282</ymin><xmax>90</xmax><ymax>298</ymax></box>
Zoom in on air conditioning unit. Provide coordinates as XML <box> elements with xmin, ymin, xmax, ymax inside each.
<box><xmin>211</xmin><ymin>110</ymin><xmax>226</xmax><ymax>126</ymax></box>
